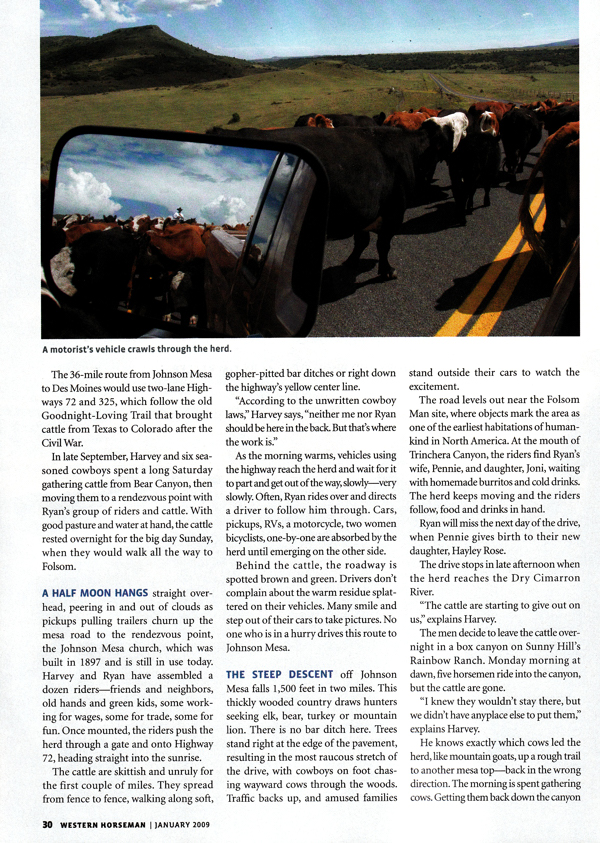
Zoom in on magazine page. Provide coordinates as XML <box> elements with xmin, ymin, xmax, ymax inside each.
<box><xmin>2</xmin><ymin>0</ymin><xmax>599</xmax><ymax>842</ymax></box>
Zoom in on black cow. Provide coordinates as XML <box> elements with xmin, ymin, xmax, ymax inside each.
<box><xmin>137</xmin><ymin>238</ymin><xmax>206</xmax><ymax>329</ymax></box>
<box><xmin>449</xmin><ymin>131</ymin><xmax>501</xmax><ymax>225</ymax></box>
<box><xmin>70</xmin><ymin>227</ymin><xmax>140</xmax><ymax>311</ymax></box>
<box><xmin>69</xmin><ymin>225</ymin><xmax>203</xmax><ymax>323</ymax></box>
<box><xmin>499</xmin><ymin>108</ymin><xmax>542</xmax><ymax>182</ymax></box>
<box><xmin>294</xmin><ymin>112</ymin><xmax>378</xmax><ymax>128</ymax></box>
<box><xmin>69</xmin><ymin>226</ymin><xmax>176</xmax><ymax>316</ymax></box>
<box><xmin>544</xmin><ymin>103</ymin><xmax>579</xmax><ymax>136</ymax></box>
<box><xmin>214</xmin><ymin>121</ymin><xmax>457</xmax><ymax>279</ymax></box>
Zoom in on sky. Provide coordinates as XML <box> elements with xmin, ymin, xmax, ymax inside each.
<box><xmin>40</xmin><ymin>0</ymin><xmax>578</xmax><ymax>60</ymax></box>
<box><xmin>55</xmin><ymin>133</ymin><xmax>280</xmax><ymax>224</ymax></box>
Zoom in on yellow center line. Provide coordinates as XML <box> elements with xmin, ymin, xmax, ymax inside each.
<box><xmin>467</xmin><ymin>248</ymin><xmax>533</xmax><ymax>335</ymax></box>
<box><xmin>468</xmin><ymin>205</ymin><xmax>547</xmax><ymax>336</ymax></box>
<box><xmin>435</xmin><ymin>191</ymin><xmax>545</xmax><ymax>337</ymax></box>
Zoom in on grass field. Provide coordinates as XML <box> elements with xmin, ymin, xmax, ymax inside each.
<box><xmin>436</xmin><ymin>67</ymin><xmax>579</xmax><ymax>103</ymax></box>
<box><xmin>40</xmin><ymin>62</ymin><xmax>579</xmax><ymax>170</ymax></box>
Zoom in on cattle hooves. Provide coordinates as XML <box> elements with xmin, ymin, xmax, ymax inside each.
<box><xmin>483</xmin><ymin>198</ymin><xmax>491</xmax><ymax>207</ymax></box>
<box><xmin>382</xmin><ymin>268</ymin><xmax>397</xmax><ymax>280</ymax></box>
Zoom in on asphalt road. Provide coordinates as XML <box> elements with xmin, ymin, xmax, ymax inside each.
<box><xmin>310</xmin><ymin>135</ymin><xmax>555</xmax><ymax>337</ymax></box>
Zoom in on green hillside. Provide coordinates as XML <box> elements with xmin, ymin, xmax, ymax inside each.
<box><xmin>41</xmin><ymin>25</ymin><xmax>273</xmax><ymax>96</ymax></box>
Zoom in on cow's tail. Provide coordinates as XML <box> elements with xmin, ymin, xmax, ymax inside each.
<box><xmin>518</xmin><ymin>156</ymin><xmax>550</xmax><ymax>267</ymax></box>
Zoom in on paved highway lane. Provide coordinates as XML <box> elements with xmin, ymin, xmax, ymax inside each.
<box><xmin>310</xmin><ymin>137</ymin><xmax>557</xmax><ymax>337</ymax></box>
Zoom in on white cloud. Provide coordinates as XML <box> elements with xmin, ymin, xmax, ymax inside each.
<box><xmin>78</xmin><ymin>0</ymin><xmax>137</xmax><ymax>23</ymax></box>
<box><xmin>202</xmin><ymin>194</ymin><xmax>248</xmax><ymax>226</ymax></box>
<box><xmin>522</xmin><ymin>12</ymin><xmax>533</xmax><ymax>17</ymax></box>
<box><xmin>58</xmin><ymin>136</ymin><xmax>277</xmax><ymax>225</ymax></box>
<box><xmin>134</xmin><ymin>0</ymin><xmax>221</xmax><ymax>12</ymax></box>
<box><xmin>55</xmin><ymin>168</ymin><xmax>122</xmax><ymax>216</ymax></box>
<box><xmin>40</xmin><ymin>7</ymin><xmax>45</xmax><ymax>18</ymax></box>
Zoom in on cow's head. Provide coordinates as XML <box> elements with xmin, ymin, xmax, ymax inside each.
<box><xmin>446</xmin><ymin>114</ymin><xmax>469</xmax><ymax>152</ymax></box>
<box><xmin>479</xmin><ymin>111</ymin><xmax>499</xmax><ymax>137</ymax></box>
<box><xmin>421</xmin><ymin>118</ymin><xmax>455</xmax><ymax>163</ymax></box>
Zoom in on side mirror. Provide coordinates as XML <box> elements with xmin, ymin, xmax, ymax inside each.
<box><xmin>42</xmin><ymin>127</ymin><xmax>328</xmax><ymax>339</ymax></box>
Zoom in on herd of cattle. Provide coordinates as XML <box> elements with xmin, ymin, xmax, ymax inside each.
<box><xmin>42</xmin><ymin>96</ymin><xmax>579</xmax><ymax>337</ymax></box>
<box><xmin>44</xmin><ymin>208</ymin><xmax>249</xmax><ymax>334</ymax></box>
<box><xmin>245</xmin><ymin>97</ymin><xmax>579</xmax><ymax>276</ymax></box>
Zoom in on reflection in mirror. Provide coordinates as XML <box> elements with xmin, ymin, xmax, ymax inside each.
<box><xmin>53</xmin><ymin>134</ymin><xmax>279</xmax><ymax>224</ymax></box>
<box><xmin>243</xmin><ymin>152</ymin><xmax>298</xmax><ymax>285</ymax></box>
<box><xmin>47</xmin><ymin>133</ymin><xmax>284</xmax><ymax>336</ymax></box>
<box><xmin>44</xmin><ymin>130</ymin><xmax>327</xmax><ymax>339</ymax></box>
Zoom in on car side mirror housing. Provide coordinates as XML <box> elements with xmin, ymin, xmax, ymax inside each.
<box><xmin>42</xmin><ymin>126</ymin><xmax>328</xmax><ymax>339</ymax></box>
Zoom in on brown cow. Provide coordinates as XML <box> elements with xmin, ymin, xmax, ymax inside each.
<box><xmin>469</xmin><ymin>101</ymin><xmax>513</xmax><ymax>121</ymax></box>
<box><xmin>125</xmin><ymin>214</ymin><xmax>152</xmax><ymax>234</ymax></box>
<box><xmin>143</xmin><ymin>224</ymin><xmax>207</xmax><ymax>327</ymax></box>
<box><xmin>307</xmin><ymin>114</ymin><xmax>335</xmax><ymax>128</ymax></box>
<box><xmin>383</xmin><ymin>111</ymin><xmax>428</xmax><ymax>130</ymax></box>
<box><xmin>479</xmin><ymin>111</ymin><xmax>500</xmax><ymax>136</ymax></box>
<box><xmin>64</xmin><ymin>222</ymin><xmax>118</xmax><ymax>246</ymax></box>
<box><xmin>147</xmin><ymin>224</ymin><xmax>206</xmax><ymax>262</ymax></box>
<box><xmin>416</xmin><ymin>107</ymin><xmax>441</xmax><ymax>118</ymax></box>
<box><xmin>519</xmin><ymin>122</ymin><xmax>579</xmax><ymax>270</ymax></box>
<box><xmin>294</xmin><ymin>113</ymin><xmax>377</xmax><ymax>127</ymax></box>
